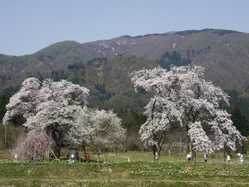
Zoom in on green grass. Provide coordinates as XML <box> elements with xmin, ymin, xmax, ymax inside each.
<box><xmin>0</xmin><ymin>151</ymin><xmax>248</xmax><ymax>186</ymax></box>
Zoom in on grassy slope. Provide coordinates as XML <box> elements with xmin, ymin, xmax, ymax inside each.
<box><xmin>0</xmin><ymin>152</ymin><xmax>249</xmax><ymax>186</ymax></box>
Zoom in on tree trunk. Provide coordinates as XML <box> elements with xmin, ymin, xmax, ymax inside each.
<box><xmin>242</xmin><ymin>143</ymin><xmax>246</xmax><ymax>154</ymax></box>
<box><xmin>54</xmin><ymin>146</ymin><xmax>61</xmax><ymax>159</ymax></box>
<box><xmin>186</xmin><ymin>140</ymin><xmax>195</xmax><ymax>161</ymax></box>
<box><xmin>4</xmin><ymin>125</ymin><xmax>7</xmax><ymax>147</ymax></box>
<box><xmin>153</xmin><ymin>145</ymin><xmax>160</xmax><ymax>160</ymax></box>
<box><xmin>96</xmin><ymin>147</ymin><xmax>102</xmax><ymax>161</ymax></box>
<box><xmin>223</xmin><ymin>144</ymin><xmax>226</xmax><ymax>162</ymax></box>
<box><xmin>192</xmin><ymin>150</ymin><xmax>196</xmax><ymax>162</ymax></box>
<box><xmin>82</xmin><ymin>145</ymin><xmax>86</xmax><ymax>157</ymax></box>
<box><xmin>82</xmin><ymin>145</ymin><xmax>91</xmax><ymax>161</ymax></box>
<box><xmin>47</xmin><ymin>129</ymin><xmax>61</xmax><ymax>159</ymax></box>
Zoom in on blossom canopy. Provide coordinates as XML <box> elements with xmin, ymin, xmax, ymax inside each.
<box><xmin>131</xmin><ymin>65</ymin><xmax>245</xmax><ymax>154</ymax></box>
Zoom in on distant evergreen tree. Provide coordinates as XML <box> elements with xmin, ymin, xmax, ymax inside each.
<box><xmin>226</xmin><ymin>89</ymin><xmax>249</xmax><ymax>118</ymax></box>
<box><xmin>159</xmin><ymin>51</ymin><xmax>191</xmax><ymax>69</ymax></box>
<box><xmin>94</xmin><ymin>83</ymin><xmax>112</xmax><ymax>101</ymax></box>
<box><xmin>0</xmin><ymin>95</ymin><xmax>9</xmax><ymax>121</ymax></box>
<box><xmin>231</xmin><ymin>106</ymin><xmax>249</xmax><ymax>136</ymax></box>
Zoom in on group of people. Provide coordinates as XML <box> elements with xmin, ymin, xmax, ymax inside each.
<box><xmin>225</xmin><ymin>153</ymin><xmax>244</xmax><ymax>163</ymax></box>
<box><xmin>186</xmin><ymin>152</ymin><xmax>244</xmax><ymax>163</ymax></box>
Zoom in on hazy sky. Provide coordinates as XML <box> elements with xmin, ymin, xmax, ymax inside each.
<box><xmin>1</xmin><ymin>0</ymin><xmax>248</xmax><ymax>55</ymax></box>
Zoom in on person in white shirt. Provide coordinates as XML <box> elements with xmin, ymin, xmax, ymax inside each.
<box><xmin>186</xmin><ymin>152</ymin><xmax>192</xmax><ymax>162</ymax></box>
<box><xmin>226</xmin><ymin>155</ymin><xmax>231</xmax><ymax>163</ymax></box>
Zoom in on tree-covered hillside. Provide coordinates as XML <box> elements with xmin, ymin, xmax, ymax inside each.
<box><xmin>1</xmin><ymin>29</ymin><xmax>249</xmax><ymax>148</ymax></box>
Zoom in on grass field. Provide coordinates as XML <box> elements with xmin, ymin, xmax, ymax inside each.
<box><xmin>0</xmin><ymin>151</ymin><xmax>248</xmax><ymax>186</ymax></box>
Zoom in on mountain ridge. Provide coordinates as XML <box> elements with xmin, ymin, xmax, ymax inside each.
<box><xmin>0</xmin><ymin>28</ymin><xmax>249</xmax><ymax>121</ymax></box>
<box><xmin>1</xmin><ymin>28</ymin><xmax>247</xmax><ymax>57</ymax></box>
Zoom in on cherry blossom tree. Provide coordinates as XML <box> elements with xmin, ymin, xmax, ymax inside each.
<box><xmin>89</xmin><ymin>109</ymin><xmax>126</xmax><ymax>152</ymax></box>
<box><xmin>3</xmin><ymin>78</ymin><xmax>125</xmax><ymax>158</ymax></box>
<box><xmin>3</xmin><ymin>78</ymin><xmax>90</xmax><ymax>157</ymax></box>
<box><xmin>131</xmin><ymin>65</ymin><xmax>245</xmax><ymax>160</ymax></box>
<box><xmin>14</xmin><ymin>130</ymin><xmax>52</xmax><ymax>160</ymax></box>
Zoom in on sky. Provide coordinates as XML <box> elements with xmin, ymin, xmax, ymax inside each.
<box><xmin>0</xmin><ymin>0</ymin><xmax>249</xmax><ymax>55</ymax></box>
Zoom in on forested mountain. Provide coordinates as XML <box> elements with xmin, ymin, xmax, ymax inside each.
<box><xmin>1</xmin><ymin>28</ymin><xmax>249</xmax><ymax>148</ymax></box>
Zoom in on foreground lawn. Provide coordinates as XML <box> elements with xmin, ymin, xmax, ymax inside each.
<box><xmin>0</xmin><ymin>151</ymin><xmax>248</xmax><ymax>186</ymax></box>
